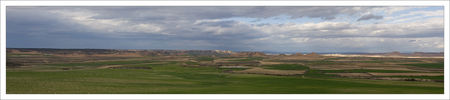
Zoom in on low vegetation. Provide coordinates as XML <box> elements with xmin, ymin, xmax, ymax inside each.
<box><xmin>195</xmin><ymin>56</ymin><xmax>214</xmax><ymax>61</ymax></box>
<box><xmin>402</xmin><ymin>63</ymin><xmax>444</xmax><ymax>69</ymax></box>
<box><xmin>6</xmin><ymin>49</ymin><xmax>445</xmax><ymax>94</ymax></box>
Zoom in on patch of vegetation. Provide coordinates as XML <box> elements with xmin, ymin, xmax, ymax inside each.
<box><xmin>263</xmin><ymin>64</ymin><xmax>309</xmax><ymax>70</ymax></box>
<box><xmin>304</xmin><ymin>69</ymin><xmax>338</xmax><ymax>78</ymax></box>
<box><xmin>307</xmin><ymin>60</ymin><xmax>340</xmax><ymax>65</ymax></box>
<box><xmin>6</xmin><ymin>61</ymin><xmax>23</xmax><ymax>68</ymax></box>
<box><xmin>195</xmin><ymin>56</ymin><xmax>214</xmax><ymax>61</ymax></box>
<box><xmin>185</xmin><ymin>61</ymin><xmax>199</xmax><ymax>65</ymax></box>
<box><xmin>402</xmin><ymin>63</ymin><xmax>444</xmax><ymax>69</ymax></box>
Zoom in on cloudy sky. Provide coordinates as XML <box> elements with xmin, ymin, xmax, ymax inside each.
<box><xmin>6</xmin><ymin>6</ymin><xmax>444</xmax><ymax>53</ymax></box>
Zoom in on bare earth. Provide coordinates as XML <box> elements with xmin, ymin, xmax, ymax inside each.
<box><xmin>326</xmin><ymin>73</ymin><xmax>373</xmax><ymax>77</ymax></box>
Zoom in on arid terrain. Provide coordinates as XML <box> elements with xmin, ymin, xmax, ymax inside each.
<box><xmin>6</xmin><ymin>48</ymin><xmax>445</xmax><ymax>94</ymax></box>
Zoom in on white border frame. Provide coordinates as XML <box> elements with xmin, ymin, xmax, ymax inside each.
<box><xmin>1</xmin><ymin>1</ymin><xmax>449</xmax><ymax>100</ymax></box>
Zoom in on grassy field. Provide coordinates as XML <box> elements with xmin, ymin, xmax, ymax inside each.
<box><xmin>195</xmin><ymin>56</ymin><xmax>214</xmax><ymax>61</ymax></box>
<box><xmin>6</xmin><ymin>49</ymin><xmax>445</xmax><ymax>94</ymax></box>
<box><xmin>7</xmin><ymin>61</ymin><xmax>444</xmax><ymax>94</ymax></box>
<box><xmin>402</xmin><ymin>63</ymin><xmax>444</xmax><ymax>69</ymax></box>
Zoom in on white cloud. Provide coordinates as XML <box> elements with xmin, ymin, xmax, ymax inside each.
<box><xmin>384</xmin><ymin>10</ymin><xmax>443</xmax><ymax>23</ymax></box>
<box><xmin>248</xmin><ymin>16</ymin><xmax>443</xmax><ymax>39</ymax></box>
<box><xmin>50</xmin><ymin>10</ymin><xmax>165</xmax><ymax>35</ymax></box>
<box><xmin>371</xmin><ymin>7</ymin><xmax>423</xmax><ymax>15</ymax></box>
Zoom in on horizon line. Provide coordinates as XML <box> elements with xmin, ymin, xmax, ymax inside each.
<box><xmin>6</xmin><ymin>47</ymin><xmax>444</xmax><ymax>54</ymax></box>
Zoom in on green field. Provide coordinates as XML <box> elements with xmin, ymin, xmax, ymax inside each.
<box><xmin>402</xmin><ymin>63</ymin><xmax>444</xmax><ymax>69</ymax></box>
<box><xmin>6</xmin><ymin>48</ymin><xmax>445</xmax><ymax>94</ymax></box>
<box><xmin>7</xmin><ymin>61</ymin><xmax>444</xmax><ymax>94</ymax></box>
<box><xmin>195</xmin><ymin>56</ymin><xmax>215</xmax><ymax>61</ymax></box>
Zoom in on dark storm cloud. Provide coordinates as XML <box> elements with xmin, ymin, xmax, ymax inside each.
<box><xmin>357</xmin><ymin>14</ymin><xmax>383</xmax><ymax>21</ymax></box>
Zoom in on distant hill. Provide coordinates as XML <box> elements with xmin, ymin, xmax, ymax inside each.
<box><xmin>7</xmin><ymin>48</ymin><xmax>242</xmax><ymax>57</ymax></box>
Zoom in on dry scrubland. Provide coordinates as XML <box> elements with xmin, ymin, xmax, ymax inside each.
<box><xmin>6</xmin><ymin>48</ymin><xmax>445</xmax><ymax>94</ymax></box>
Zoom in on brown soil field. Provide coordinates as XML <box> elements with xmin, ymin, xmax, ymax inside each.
<box><xmin>326</xmin><ymin>73</ymin><xmax>373</xmax><ymax>77</ymax></box>
<box><xmin>259</xmin><ymin>61</ymin><xmax>286</xmax><ymax>65</ymax></box>
<box><xmin>97</xmin><ymin>65</ymin><xmax>123</xmax><ymax>69</ymax></box>
<box><xmin>361</xmin><ymin>67</ymin><xmax>416</xmax><ymax>71</ymax></box>
<box><xmin>372</xmin><ymin>77</ymin><xmax>434</xmax><ymax>82</ymax></box>
<box><xmin>309</xmin><ymin>65</ymin><xmax>361</xmax><ymax>70</ymax></box>
<box><xmin>97</xmin><ymin>62</ymin><xmax>169</xmax><ymax>69</ymax></box>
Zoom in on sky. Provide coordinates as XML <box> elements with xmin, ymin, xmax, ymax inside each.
<box><xmin>6</xmin><ymin>6</ymin><xmax>445</xmax><ymax>53</ymax></box>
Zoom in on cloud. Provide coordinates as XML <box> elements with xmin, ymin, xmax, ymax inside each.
<box><xmin>6</xmin><ymin>6</ymin><xmax>444</xmax><ymax>53</ymax></box>
<box><xmin>50</xmin><ymin>10</ymin><xmax>166</xmax><ymax>35</ymax></box>
<box><xmin>250</xmin><ymin>17</ymin><xmax>443</xmax><ymax>39</ymax></box>
<box><xmin>357</xmin><ymin>14</ymin><xmax>383</xmax><ymax>21</ymax></box>
<box><xmin>385</xmin><ymin>10</ymin><xmax>444</xmax><ymax>23</ymax></box>
<box><xmin>370</xmin><ymin>7</ymin><xmax>420</xmax><ymax>15</ymax></box>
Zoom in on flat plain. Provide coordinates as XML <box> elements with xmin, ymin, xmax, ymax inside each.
<box><xmin>6</xmin><ymin>48</ymin><xmax>444</xmax><ymax>94</ymax></box>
